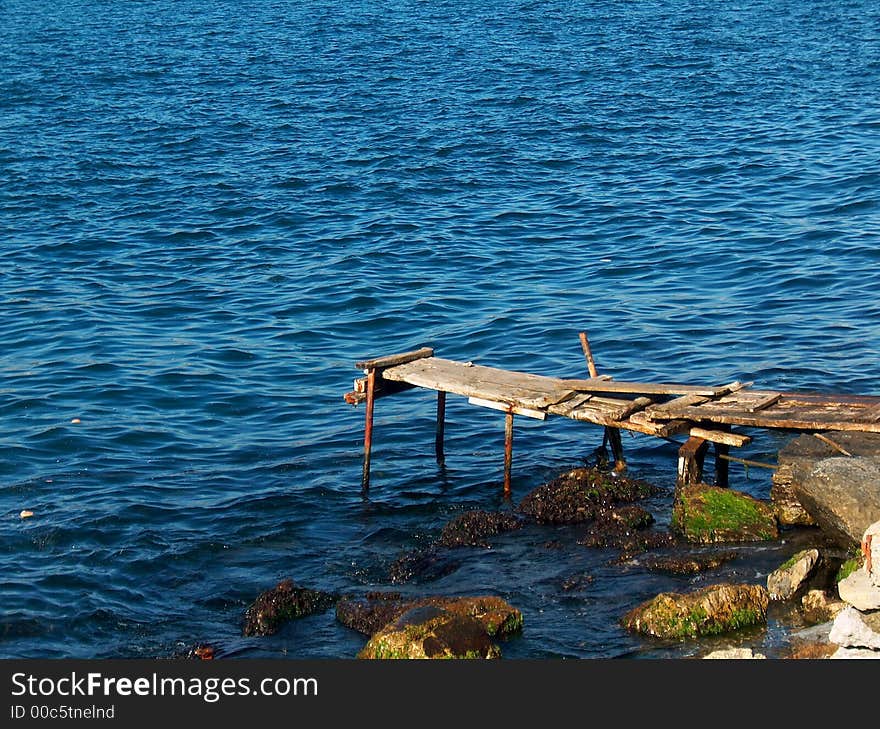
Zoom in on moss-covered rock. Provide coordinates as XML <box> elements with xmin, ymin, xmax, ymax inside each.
<box><xmin>517</xmin><ymin>466</ymin><xmax>660</xmax><ymax>524</ymax></box>
<box><xmin>671</xmin><ymin>483</ymin><xmax>779</xmax><ymax>544</ymax></box>
<box><xmin>621</xmin><ymin>583</ymin><xmax>769</xmax><ymax>640</ymax></box>
<box><xmin>242</xmin><ymin>579</ymin><xmax>337</xmax><ymax>636</ymax></box>
<box><xmin>357</xmin><ymin>606</ymin><xmax>501</xmax><ymax>659</ymax></box>
<box><xmin>336</xmin><ymin>594</ymin><xmax>523</xmax><ymax>638</ymax></box>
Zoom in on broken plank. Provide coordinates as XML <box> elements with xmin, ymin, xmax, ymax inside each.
<box><xmin>547</xmin><ymin>392</ymin><xmax>594</xmax><ymax>417</ymax></box>
<box><xmin>689</xmin><ymin>427</ymin><xmax>751</xmax><ymax>447</ymax></box>
<box><xmin>468</xmin><ymin>397</ymin><xmax>547</xmax><ymax>420</ymax></box>
<box><xmin>356</xmin><ymin>347</ymin><xmax>434</xmax><ymax>371</ymax></box>
<box><xmin>743</xmin><ymin>392</ymin><xmax>782</xmax><ymax>413</ymax></box>
<box><xmin>611</xmin><ymin>396</ymin><xmax>654</xmax><ymax>421</ymax></box>
<box><xmin>645</xmin><ymin>393</ymin><xmax>711</xmax><ymax>416</ymax></box>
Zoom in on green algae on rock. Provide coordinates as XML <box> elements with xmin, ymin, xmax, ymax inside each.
<box><xmin>671</xmin><ymin>482</ymin><xmax>779</xmax><ymax>544</ymax></box>
<box><xmin>357</xmin><ymin>605</ymin><xmax>502</xmax><ymax>659</ymax></box>
<box><xmin>621</xmin><ymin>583</ymin><xmax>770</xmax><ymax>640</ymax></box>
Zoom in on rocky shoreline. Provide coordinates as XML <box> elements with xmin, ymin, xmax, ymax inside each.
<box><xmin>190</xmin><ymin>431</ymin><xmax>880</xmax><ymax>660</ymax></box>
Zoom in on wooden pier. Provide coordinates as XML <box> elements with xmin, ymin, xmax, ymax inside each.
<box><xmin>344</xmin><ymin>335</ymin><xmax>880</xmax><ymax>496</ymax></box>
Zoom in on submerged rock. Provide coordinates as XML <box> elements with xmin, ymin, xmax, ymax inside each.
<box><xmin>702</xmin><ymin>647</ymin><xmax>766</xmax><ymax>659</ymax></box>
<box><xmin>438</xmin><ymin>509</ymin><xmax>523</xmax><ymax>548</ymax></box>
<box><xmin>336</xmin><ymin>593</ymin><xmax>523</xmax><ymax>638</ymax></box>
<box><xmin>671</xmin><ymin>482</ymin><xmax>778</xmax><ymax>544</ymax></box>
<box><xmin>242</xmin><ymin>579</ymin><xmax>336</xmax><ymax>637</ymax></box>
<box><xmin>800</xmin><ymin>589</ymin><xmax>847</xmax><ymax>625</ymax></box>
<box><xmin>639</xmin><ymin>550</ymin><xmax>739</xmax><ymax>575</ymax></box>
<box><xmin>517</xmin><ymin>466</ymin><xmax>660</xmax><ymax>525</ymax></box>
<box><xmin>387</xmin><ymin>548</ymin><xmax>462</xmax><ymax>584</ymax></box>
<box><xmin>621</xmin><ymin>583</ymin><xmax>769</xmax><ymax>640</ymax></box>
<box><xmin>357</xmin><ymin>605</ymin><xmax>501</xmax><ymax>659</ymax></box>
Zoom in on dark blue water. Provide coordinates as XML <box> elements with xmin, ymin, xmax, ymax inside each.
<box><xmin>2</xmin><ymin>0</ymin><xmax>879</xmax><ymax>659</ymax></box>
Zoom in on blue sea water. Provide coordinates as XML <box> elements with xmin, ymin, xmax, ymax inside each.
<box><xmin>1</xmin><ymin>0</ymin><xmax>879</xmax><ymax>659</ymax></box>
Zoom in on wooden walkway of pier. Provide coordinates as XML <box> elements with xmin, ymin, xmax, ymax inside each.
<box><xmin>344</xmin><ymin>336</ymin><xmax>880</xmax><ymax>495</ymax></box>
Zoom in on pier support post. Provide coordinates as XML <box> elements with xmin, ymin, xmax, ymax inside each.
<box><xmin>606</xmin><ymin>426</ymin><xmax>626</xmax><ymax>473</ymax></box>
<box><xmin>714</xmin><ymin>443</ymin><xmax>730</xmax><ymax>487</ymax></box>
<box><xmin>579</xmin><ymin>330</ymin><xmax>626</xmax><ymax>472</ymax></box>
<box><xmin>503</xmin><ymin>410</ymin><xmax>514</xmax><ymax>498</ymax></box>
<box><xmin>361</xmin><ymin>368</ymin><xmax>377</xmax><ymax>492</ymax></box>
<box><xmin>678</xmin><ymin>435</ymin><xmax>708</xmax><ymax>485</ymax></box>
<box><xmin>435</xmin><ymin>391</ymin><xmax>446</xmax><ymax>466</ymax></box>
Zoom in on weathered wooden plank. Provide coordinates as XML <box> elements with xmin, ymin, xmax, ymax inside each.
<box><xmin>546</xmin><ymin>393</ymin><xmax>594</xmax><ymax>417</ymax></box>
<box><xmin>467</xmin><ymin>397</ymin><xmax>547</xmax><ymax>420</ymax></box>
<box><xmin>645</xmin><ymin>393</ymin><xmax>710</xmax><ymax>416</ymax></box>
<box><xmin>356</xmin><ymin>347</ymin><xmax>434</xmax><ymax>371</ymax></box>
<box><xmin>560</xmin><ymin>379</ymin><xmax>726</xmax><ymax>397</ymax></box>
<box><xmin>612</xmin><ymin>396</ymin><xmax>654</xmax><ymax>421</ymax></box>
<box><xmin>382</xmin><ymin>357</ymin><xmax>573</xmax><ymax>408</ymax></box>
<box><xmin>860</xmin><ymin>402</ymin><xmax>880</xmax><ymax>423</ymax></box>
<box><xmin>646</xmin><ymin>404</ymin><xmax>880</xmax><ymax>433</ymax></box>
<box><xmin>344</xmin><ymin>378</ymin><xmax>416</xmax><ymax>405</ymax></box>
<box><xmin>689</xmin><ymin>427</ymin><xmax>751</xmax><ymax>448</ymax></box>
<box><xmin>743</xmin><ymin>392</ymin><xmax>782</xmax><ymax>413</ymax></box>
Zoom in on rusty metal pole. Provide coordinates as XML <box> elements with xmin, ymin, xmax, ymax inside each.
<box><xmin>435</xmin><ymin>390</ymin><xmax>446</xmax><ymax>466</ymax></box>
<box><xmin>503</xmin><ymin>410</ymin><xmax>514</xmax><ymax>498</ymax></box>
<box><xmin>361</xmin><ymin>368</ymin><xmax>377</xmax><ymax>492</ymax></box>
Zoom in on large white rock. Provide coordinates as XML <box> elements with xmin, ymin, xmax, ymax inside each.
<box><xmin>837</xmin><ymin>569</ymin><xmax>880</xmax><ymax>611</ymax></box>
<box><xmin>830</xmin><ymin>646</ymin><xmax>880</xmax><ymax>659</ymax></box>
<box><xmin>829</xmin><ymin>606</ymin><xmax>880</xmax><ymax>650</ymax></box>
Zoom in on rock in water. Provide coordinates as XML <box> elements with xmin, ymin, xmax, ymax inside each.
<box><xmin>671</xmin><ymin>482</ymin><xmax>778</xmax><ymax>544</ymax></box>
<box><xmin>766</xmin><ymin>548</ymin><xmax>820</xmax><ymax>601</ymax></box>
<box><xmin>517</xmin><ymin>466</ymin><xmax>659</xmax><ymax>524</ymax></box>
<box><xmin>621</xmin><ymin>583</ymin><xmax>769</xmax><ymax>640</ymax></box>
<box><xmin>357</xmin><ymin>606</ymin><xmax>501</xmax><ymax>659</ymax></box>
<box><xmin>242</xmin><ymin>579</ymin><xmax>336</xmax><ymax>637</ymax></box>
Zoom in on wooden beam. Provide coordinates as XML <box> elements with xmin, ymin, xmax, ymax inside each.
<box><xmin>356</xmin><ymin>347</ymin><xmax>434</xmax><ymax>371</ymax></box>
<box><xmin>861</xmin><ymin>402</ymin><xmax>880</xmax><ymax>423</ymax></box>
<box><xmin>689</xmin><ymin>427</ymin><xmax>751</xmax><ymax>447</ymax></box>
<box><xmin>468</xmin><ymin>397</ymin><xmax>546</xmax><ymax>420</ymax></box>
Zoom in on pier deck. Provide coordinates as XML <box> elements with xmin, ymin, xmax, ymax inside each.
<box><xmin>344</xmin><ymin>338</ymin><xmax>880</xmax><ymax>495</ymax></box>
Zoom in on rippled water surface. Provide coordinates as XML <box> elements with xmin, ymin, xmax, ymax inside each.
<box><xmin>2</xmin><ymin>0</ymin><xmax>879</xmax><ymax>659</ymax></box>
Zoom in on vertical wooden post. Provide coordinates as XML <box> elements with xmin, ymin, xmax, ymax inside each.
<box><xmin>714</xmin><ymin>443</ymin><xmax>730</xmax><ymax>487</ymax></box>
<box><xmin>503</xmin><ymin>410</ymin><xmax>514</xmax><ymax>498</ymax></box>
<box><xmin>579</xmin><ymin>331</ymin><xmax>625</xmax><ymax>471</ymax></box>
<box><xmin>579</xmin><ymin>331</ymin><xmax>599</xmax><ymax>378</ymax></box>
<box><xmin>435</xmin><ymin>390</ymin><xmax>446</xmax><ymax>466</ymax></box>
<box><xmin>361</xmin><ymin>368</ymin><xmax>377</xmax><ymax>492</ymax></box>
<box><xmin>607</xmin><ymin>427</ymin><xmax>626</xmax><ymax>473</ymax></box>
<box><xmin>678</xmin><ymin>436</ymin><xmax>708</xmax><ymax>485</ymax></box>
